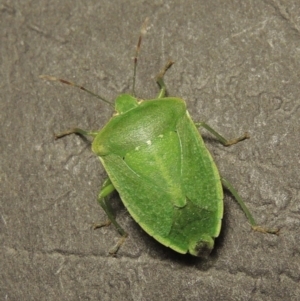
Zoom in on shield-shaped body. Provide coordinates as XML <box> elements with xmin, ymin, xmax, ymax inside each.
<box><xmin>92</xmin><ymin>97</ymin><xmax>223</xmax><ymax>256</ymax></box>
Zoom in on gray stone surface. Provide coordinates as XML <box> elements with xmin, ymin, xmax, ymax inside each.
<box><xmin>1</xmin><ymin>0</ymin><xmax>299</xmax><ymax>300</ymax></box>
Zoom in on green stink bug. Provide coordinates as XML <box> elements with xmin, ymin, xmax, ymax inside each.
<box><xmin>41</xmin><ymin>20</ymin><xmax>278</xmax><ymax>257</ymax></box>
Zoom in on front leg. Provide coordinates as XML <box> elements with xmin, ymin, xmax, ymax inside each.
<box><xmin>195</xmin><ymin>122</ymin><xmax>249</xmax><ymax>146</ymax></box>
<box><xmin>55</xmin><ymin>128</ymin><xmax>99</xmax><ymax>140</ymax></box>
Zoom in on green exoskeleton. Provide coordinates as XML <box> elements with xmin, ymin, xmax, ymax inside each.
<box><xmin>41</xmin><ymin>20</ymin><xmax>278</xmax><ymax>257</ymax></box>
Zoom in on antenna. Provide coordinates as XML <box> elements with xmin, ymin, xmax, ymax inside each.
<box><xmin>132</xmin><ymin>18</ymin><xmax>149</xmax><ymax>96</ymax></box>
<box><xmin>39</xmin><ymin>75</ymin><xmax>113</xmax><ymax>106</ymax></box>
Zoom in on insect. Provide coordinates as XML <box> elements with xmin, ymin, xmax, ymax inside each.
<box><xmin>41</xmin><ymin>20</ymin><xmax>278</xmax><ymax>257</ymax></box>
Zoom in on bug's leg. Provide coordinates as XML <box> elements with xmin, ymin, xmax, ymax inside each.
<box><xmin>55</xmin><ymin>128</ymin><xmax>98</xmax><ymax>140</ymax></box>
<box><xmin>221</xmin><ymin>178</ymin><xmax>279</xmax><ymax>235</ymax></box>
<box><xmin>195</xmin><ymin>122</ymin><xmax>250</xmax><ymax>146</ymax></box>
<box><xmin>156</xmin><ymin>60</ymin><xmax>175</xmax><ymax>99</ymax></box>
<box><xmin>94</xmin><ymin>177</ymin><xmax>128</xmax><ymax>255</ymax></box>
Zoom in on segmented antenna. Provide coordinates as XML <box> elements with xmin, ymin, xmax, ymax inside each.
<box><xmin>132</xmin><ymin>18</ymin><xmax>149</xmax><ymax>96</ymax></box>
<box><xmin>39</xmin><ymin>75</ymin><xmax>112</xmax><ymax>106</ymax></box>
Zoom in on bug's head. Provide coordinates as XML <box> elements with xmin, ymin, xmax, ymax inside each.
<box><xmin>114</xmin><ymin>94</ymin><xmax>139</xmax><ymax>115</ymax></box>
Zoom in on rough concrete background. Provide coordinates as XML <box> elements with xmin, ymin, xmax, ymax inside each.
<box><xmin>1</xmin><ymin>0</ymin><xmax>299</xmax><ymax>300</ymax></box>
